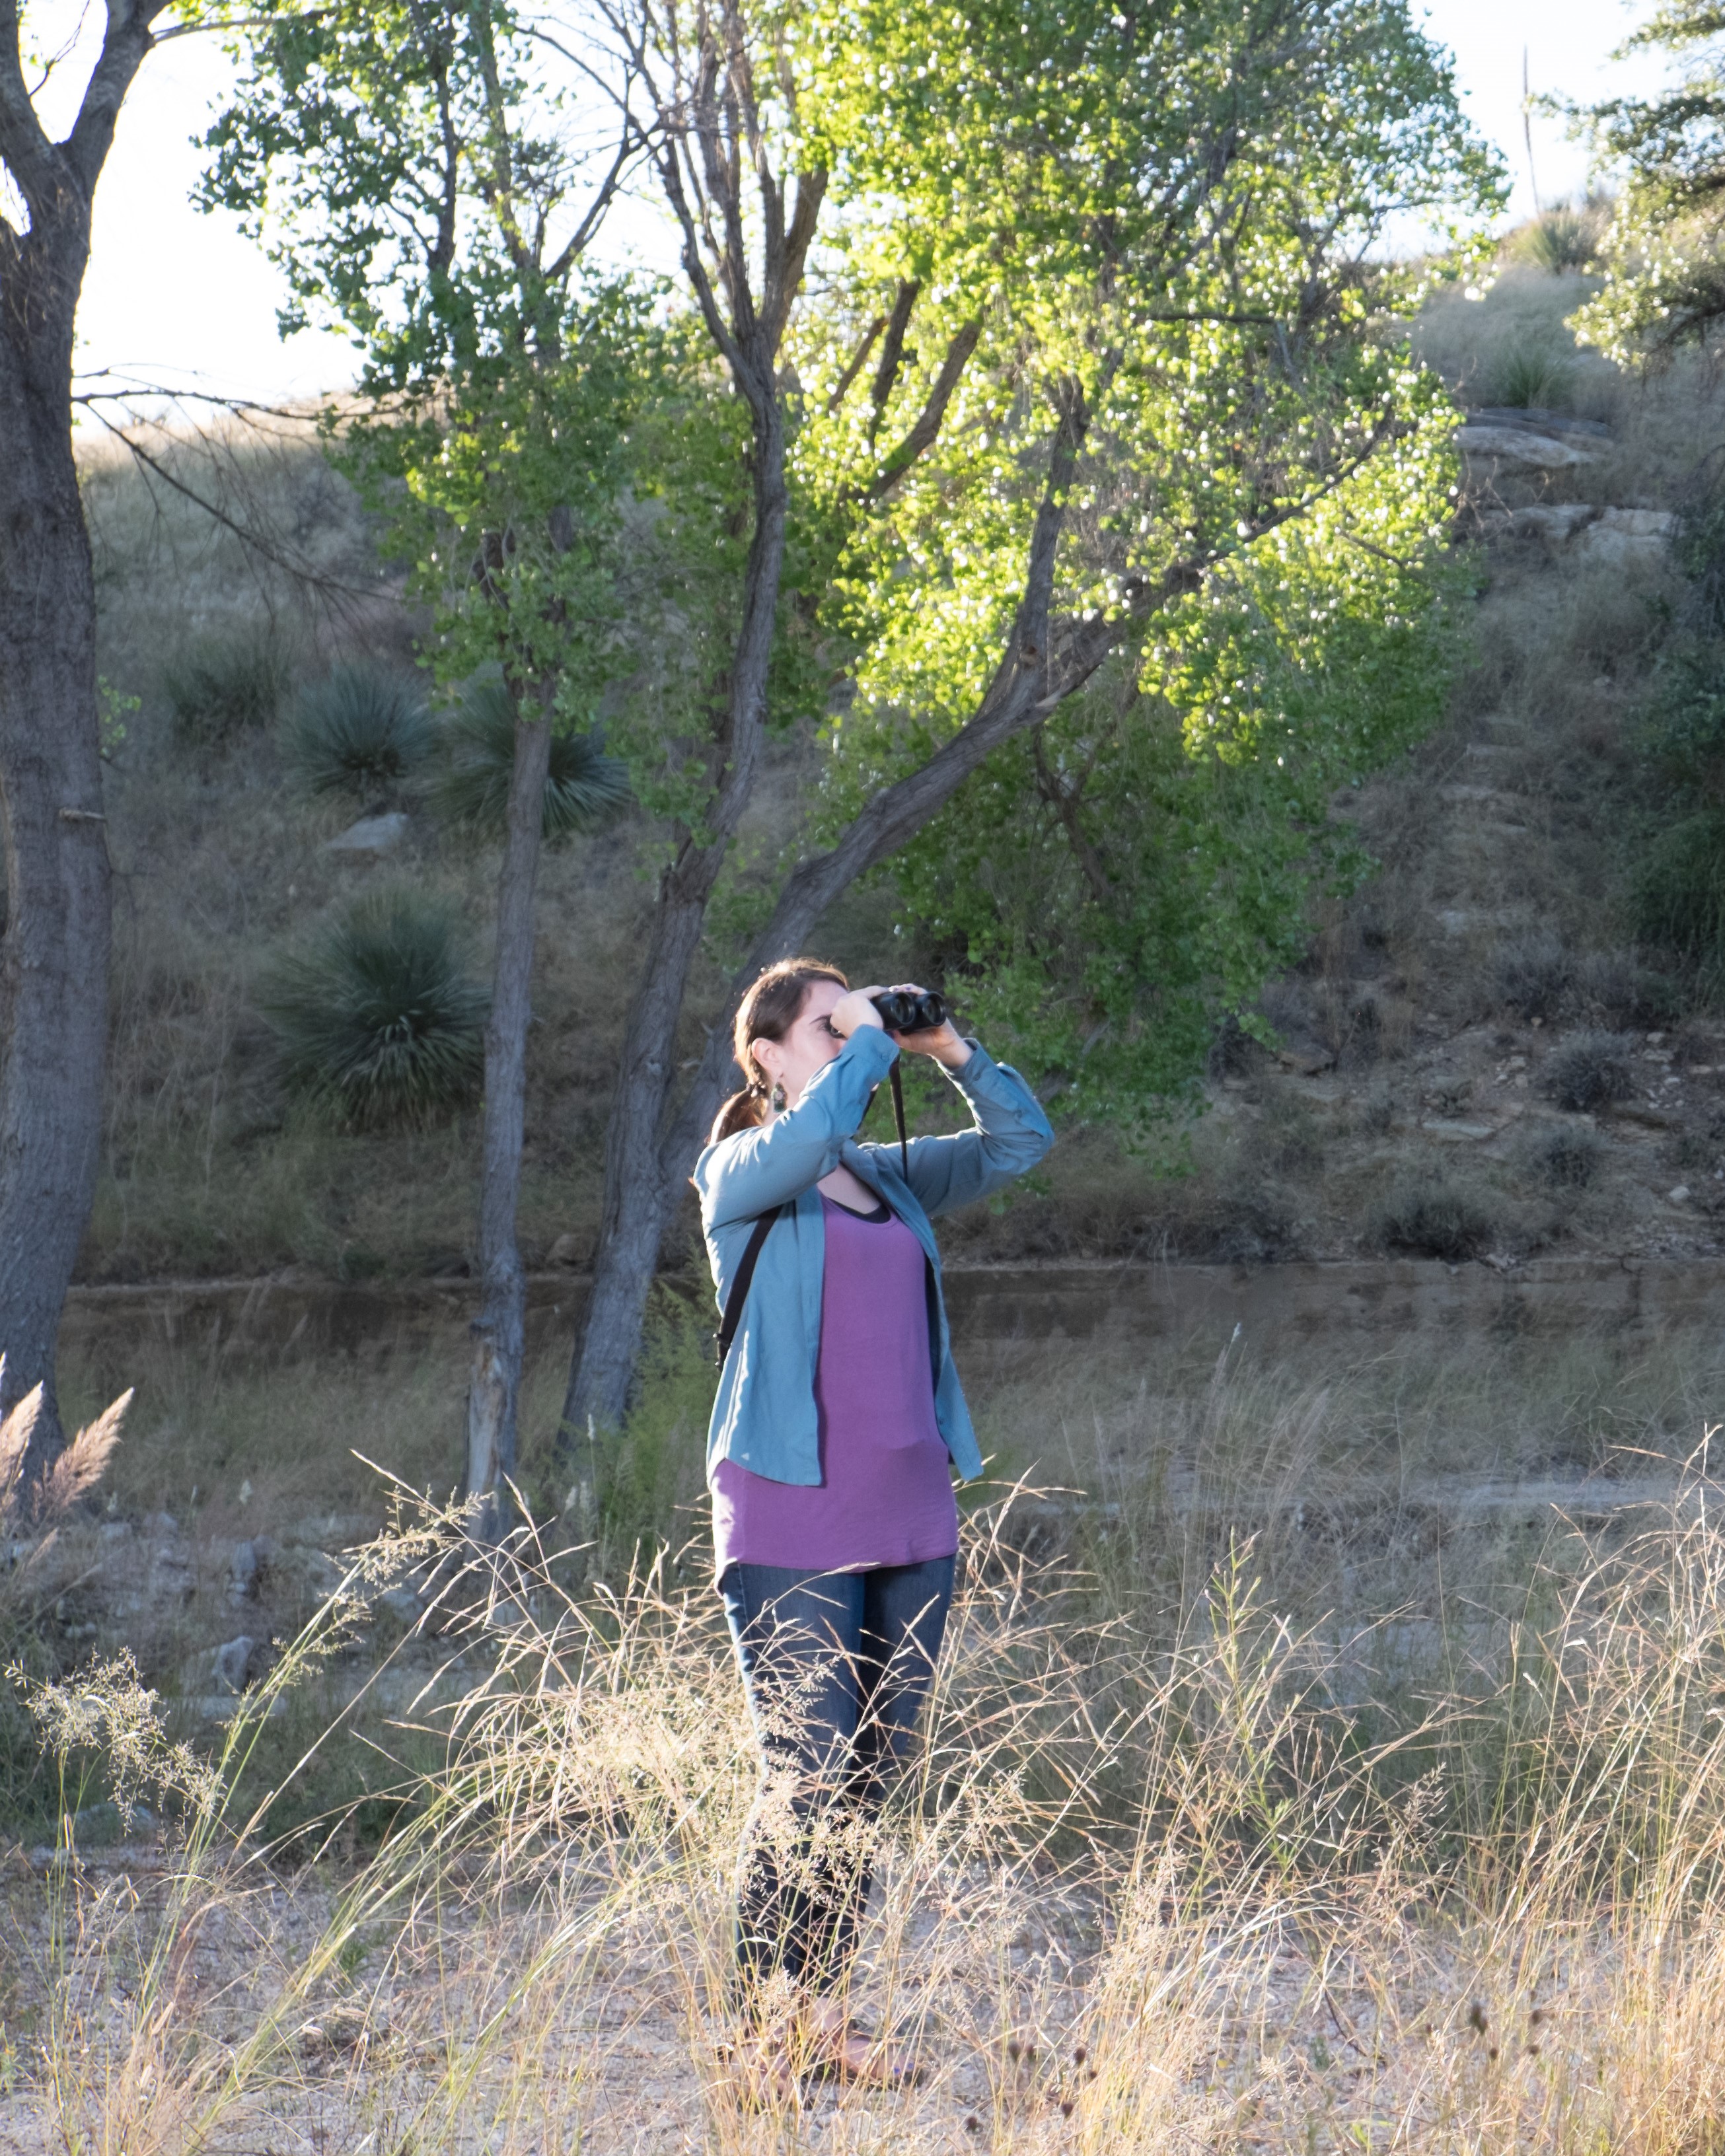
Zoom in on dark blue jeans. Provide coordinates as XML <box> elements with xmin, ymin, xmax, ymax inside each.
<box><xmin>719</xmin><ymin>1556</ymin><xmax>955</xmax><ymax>2001</ymax></box>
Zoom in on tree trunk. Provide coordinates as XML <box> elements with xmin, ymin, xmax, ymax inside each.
<box><xmin>558</xmin><ymin>393</ymin><xmax>789</xmax><ymax>1447</ymax></box>
<box><xmin>0</xmin><ymin>218</ymin><xmax>112</xmax><ymax>1498</ymax></box>
<box><xmin>559</xmin><ymin>391</ymin><xmax>1099</xmax><ymax>1442</ymax></box>
<box><xmin>463</xmin><ymin>702</ymin><xmax>551</xmax><ymax>1538</ymax></box>
<box><xmin>558</xmin><ymin>852</ymin><xmax>720</xmax><ymax>1455</ymax></box>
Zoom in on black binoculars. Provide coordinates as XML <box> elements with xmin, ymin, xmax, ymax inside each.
<box><xmin>869</xmin><ymin>988</ymin><xmax>947</xmax><ymax>1033</ymax></box>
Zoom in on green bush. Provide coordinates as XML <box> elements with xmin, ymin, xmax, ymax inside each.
<box><xmin>430</xmin><ymin>677</ymin><xmax>631</xmax><ymax>841</ymax></box>
<box><xmin>1541</xmin><ymin>1032</ymin><xmax>1636</xmax><ymax>1113</ymax></box>
<box><xmin>163</xmin><ymin>626</ymin><xmax>293</xmax><ymax>744</ymax></box>
<box><xmin>1370</xmin><ymin>1175</ymin><xmax>1500</xmax><ymax>1260</ymax></box>
<box><xmin>1633</xmin><ymin>811</ymin><xmax>1725</xmax><ymax>961</ymax></box>
<box><xmin>285</xmin><ymin>666</ymin><xmax>433</xmax><ymax>802</ymax></box>
<box><xmin>1636</xmin><ymin>642</ymin><xmax>1725</xmax><ymax>783</ymax></box>
<box><xmin>260</xmin><ymin>892</ymin><xmax>488</xmax><ymax>1130</ymax></box>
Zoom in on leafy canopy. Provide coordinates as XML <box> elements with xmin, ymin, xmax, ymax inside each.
<box><xmin>200</xmin><ymin>0</ymin><xmax>653</xmax><ymax>719</ymax></box>
<box><xmin>1570</xmin><ymin>0</ymin><xmax>1725</xmax><ymax>361</ymax></box>
<box><xmin>766</xmin><ymin>0</ymin><xmax>1499</xmax><ymax>1116</ymax></box>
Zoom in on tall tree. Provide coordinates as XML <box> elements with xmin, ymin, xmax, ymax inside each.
<box><xmin>558</xmin><ymin>0</ymin><xmax>1500</xmax><ymax>1439</ymax></box>
<box><xmin>203</xmin><ymin>0</ymin><xmax>641</xmax><ymax>1525</ymax></box>
<box><xmin>1568</xmin><ymin>0</ymin><xmax>1725</xmax><ymax>361</ymax></box>
<box><xmin>0</xmin><ymin>0</ymin><xmax>176</xmax><ymax>1494</ymax></box>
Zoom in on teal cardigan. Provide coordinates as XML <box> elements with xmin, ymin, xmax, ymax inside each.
<box><xmin>692</xmin><ymin>1026</ymin><xmax>1054</xmax><ymax>1488</ymax></box>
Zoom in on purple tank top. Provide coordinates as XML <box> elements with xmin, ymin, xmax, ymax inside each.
<box><xmin>712</xmin><ymin>1194</ymin><xmax>961</xmax><ymax>1574</ymax></box>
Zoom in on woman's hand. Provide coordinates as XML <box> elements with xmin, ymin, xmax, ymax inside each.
<box><xmin>828</xmin><ymin>987</ymin><xmax>887</xmax><ymax>1040</ymax></box>
<box><xmin>831</xmin><ymin>982</ymin><xmax>971</xmax><ymax>1068</ymax></box>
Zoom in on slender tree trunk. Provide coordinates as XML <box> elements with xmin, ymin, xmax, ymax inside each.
<box><xmin>559</xmin><ymin>391</ymin><xmax>1101</xmax><ymax>1439</ymax></box>
<box><xmin>464</xmin><ymin>702</ymin><xmax>551</xmax><ymax>1536</ymax></box>
<box><xmin>558</xmin><ymin>394</ymin><xmax>789</xmax><ymax>1448</ymax></box>
<box><xmin>0</xmin><ymin>216</ymin><xmax>112</xmax><ymax>1495</ymax></box>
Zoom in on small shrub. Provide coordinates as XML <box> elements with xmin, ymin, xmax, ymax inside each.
<box><xmin>1495</xmin><ymin>931</ymin><xmax>1572</xmax><ymax>1022</ymax></box>
<box><xmin>1521</xmin><ymin>1122</ymin><xmax>1605</xmax><ymax>1190</ymax></box>
<box><xmin>260</xmin><ymin>892</ymin><xmax>488</xmax><ymax>1130</ymax></box>
<box><xmin>1634</xmin><ymin>810</ymin><xmax>1725</xmax><ymax>962</ymax></box>
<box><xmin>1541</xmin><ymin>1032</ymin><xmax>1636</xmax><ymax>1113</ymax></box>
<box><xmin>1486</xmin><ymin>337</ymin><xmax>1576</xmax><ymax>410</ymax></box>
<box><xmin>1208</xmin><ymin>1184</ymin><xmax>1302</xmax><ymax>1264</ymax></box>
<box><xmin>1574</xmin><ymin>949</ymin><xmax>1683</xmax><ymax>1030</ymax></box>
<box><xmin>163</xmin><ymin>626</ymin><xmax>293</xmax><ymax>744</ymax></box>
<box><xmin>1636</xmin><ymin>641</ymin><xmax>1725</xmax><ymax>783</ymax></box>
<box><xmin>285</xmin><ymin>666</ymin><xmax>433</xmax><ymax>803</ymax></box>
<box><xmin>1370</xmin><ymin>1174</ymin><xmax>1500</xmax><ymax>1261</ymax></box>
<box><xmin>431</xmin><ymin>677</ymin><xmax>631</xmax><ymax>841</ymax></box>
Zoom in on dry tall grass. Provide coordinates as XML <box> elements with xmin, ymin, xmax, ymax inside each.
<box><xmin>11</xmin><ymin>1402</ymin><xmax>1725</xmax><ymax>2153</ymax></box>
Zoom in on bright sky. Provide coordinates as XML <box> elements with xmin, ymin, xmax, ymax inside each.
<box><xmin>26</xmin><ymin>0</ymin><xmax>1677</xmax><ymax>407</ymax></box>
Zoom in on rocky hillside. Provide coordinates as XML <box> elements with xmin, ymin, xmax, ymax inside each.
<box><xmin>68</xmin><ymin>256</ymin><xmax>1725</xmax><ymax>1283</ymax></box>
<box><xmin>1149</xmin><ymin>265</ymin><xmax>1725</xmax><ymax>1271</ymax></box>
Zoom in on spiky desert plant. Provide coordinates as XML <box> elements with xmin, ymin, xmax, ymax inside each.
<box><xmin>430</xmin><ymin>676</ymin><xmax>630</xmax><ymax>842</ymax></box>
<box><xmin>260</xmin><ymin>890</ymin><xmax>488</xmax><ymax>1129</ymax></box>
<box><xmin>1516</xmin><ymin>203</ymin><xmax>1604</xmax><ymax>275</ymax></box>
<box><xmin>1487</xmin><ymin>335</ymin><xmax>1578</xmax><ymax>410</ymax></box>
<box><xmin>162</xmin><ymin>624</ymin><xmax>294</xmax><ymax>744</ymax></box>
<box><xmin>285</xmin><ymin>665</ymin><xmax>434</xmax><ymax>803</ymax></box>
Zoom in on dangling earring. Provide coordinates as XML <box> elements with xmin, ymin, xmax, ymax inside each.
<box><xmin>770</xmin><ymin>1079</ymin><xmax>787</xmax><ymax>1112</ymax></box>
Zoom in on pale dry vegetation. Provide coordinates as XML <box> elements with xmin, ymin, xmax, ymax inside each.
<box><xmin>10</xmin><ymin>1400</ymin><xmax>1725</xmax><ymax>2155</ymax></box>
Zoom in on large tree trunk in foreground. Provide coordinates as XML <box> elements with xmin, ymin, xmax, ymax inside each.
<box><xmin>0</xmin><ymin>38</ymin><xmax>147</xmax><ymax>1490</ymax></box>
<box><xmin>464</xmin><ymin>705</ymin><xmax>552</xmax><ymax>1537</ymax></box>
<box><xmin>0</xmin><ymin>375</ymin><xmax>111</xmax><ymax>1490</ymax></box>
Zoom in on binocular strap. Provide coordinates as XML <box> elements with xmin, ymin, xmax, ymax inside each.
<box><xmin>889</xmin><ymin>1058</ymin><xmax>910</xmax><ymax>1177</ymax></box>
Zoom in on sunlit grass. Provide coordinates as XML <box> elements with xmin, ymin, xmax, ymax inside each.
<box><xmin>12</xmin><ymin>1421</ymin><xmax>1725</xmax><ymax>2153</ymax></box>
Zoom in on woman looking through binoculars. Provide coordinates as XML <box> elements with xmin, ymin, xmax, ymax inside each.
<box><xmin>695</xmin><ymin>958</ymin><xmax>1053</xmax><ymax>2099</ymax></box>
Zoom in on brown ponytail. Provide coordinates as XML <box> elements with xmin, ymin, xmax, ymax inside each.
<box><xmin>708</xmin><ymin>957</ymin><xmax>850</xmax><ymax>1146</ymax></box>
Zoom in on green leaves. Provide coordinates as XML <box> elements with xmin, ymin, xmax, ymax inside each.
<box><xmin>1570</xmin><ymin>0</ymin><xmax>1725</xmax><ymax>360</ymax></box>
<box><xmin>776</xmin><ymin>0</ymin><xmax>1492</xmax><ymax>1124</ymax></box>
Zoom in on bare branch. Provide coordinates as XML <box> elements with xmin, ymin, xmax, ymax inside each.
<box><xmin>67</xmin><ymin>0</ymin><xmax>178</xmax><ymax>199</ymax></box>
<box><xmin>866</xmin><ymin>277</ymin><xmax>919</xmax><ymax>444</ymax></box>
<box><xmin>826</xmin><ymin>312</ymin><xmax>887</xmax><ymax>413</ymax></box>
<box><xmin>0</xmin><ymin>0</ymin><xmax>69</xmax><ymax>223</ymax></box>
<box><xmin>73</xmin><ymin>398</ymin><xmax>387</xmax><ymax>601</ymax></box>
<box><xmin>867</xmin><ymin>318</ymin><xmax>981</xmax><ymax>497</ymax></box>
<box><xmin>544</xmin><ymin>116</ymin><xmax>644</xmax><ymax>281</ymax></box>
<box><xmin>758</xmin><ymin>164</ymin><xmax>825</xmax><ymax>354</ymax></box>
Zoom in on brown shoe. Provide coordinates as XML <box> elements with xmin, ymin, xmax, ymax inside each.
<box><xmin>806</xmin><ymin>2013</ymin><xmax>921</xmax><ymax>2089</ymax></box>
<box><xmin>713</xmin><ymin>2023</ymin><xmax>805</xmax><ymax>2111</ymax></box>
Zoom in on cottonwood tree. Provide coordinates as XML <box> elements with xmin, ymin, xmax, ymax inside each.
<box><xmin>557</xmin><ymin>0</ymin><xmax>1500</xmax><ymax>1439</ymax></box>
<box><xmin>1569</xmin><ymin>0</ymin><xmax>1725</xmax><ymax>361</ymax></box>
<box><xmin>203</xmin><ymin>0</ymin><xmax>644</xmax><ymax>1527</ymax></box>
<box><xmin>0</xmin><ymin>0</ymin><xmax>180</xmax><ymax>1495</ymax></box>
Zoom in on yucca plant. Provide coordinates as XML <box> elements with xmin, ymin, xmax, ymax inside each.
<box><xmin>260</xmin><ymin>891</ymin><xmax>488</xmax><ymax>1129</ymax></box>
<box><xmin>1487</xmin><ymin>336</ymin><xmax>1577</xmax><ymax>410</ymax></box>
<box><xmin>285</xmin><ymin>666</ymin><xmax>434</xmax><ymax>803</ymax></box>
<box><xmin>430</xmin><ymin>676</ymin><xmax>630</xmax><ymax>841</ymax></box>
<box><xmin>163</xmin><ymin>625</ymin><xmax>294</xmax><ymax>744</ymax></box>
<box><xmin>1517</xmin><ymin>204</ymin><xmax>1603</xmax><ymax>275</ymax></box>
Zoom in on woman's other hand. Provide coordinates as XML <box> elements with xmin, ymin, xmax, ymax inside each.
<box><xmin>883</xmin><ymin>983</ymin><xmax>972</xmax><ymax>1071</ymax></box>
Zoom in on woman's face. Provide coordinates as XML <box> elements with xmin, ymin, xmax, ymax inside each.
<box><xmin>751</xmin><ymin>980</ymin><xmax>846</xmax><ymax>1110</ymax></box>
